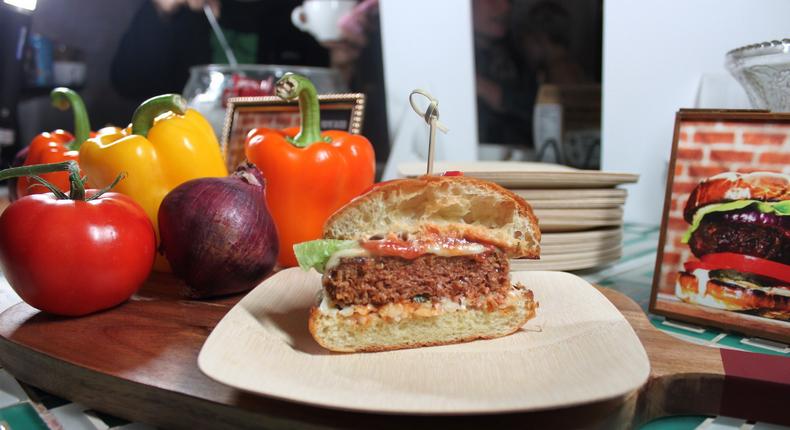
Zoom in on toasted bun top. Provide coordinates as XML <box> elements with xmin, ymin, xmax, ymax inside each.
<box><xmin>323</xmin><ymin>175</ymin><xmax>541</xmax><ymax>259</ymax></box>
<box><xmin>684</xmin><ymin>171</ymin><xmax>790</xmax><ymax>222</ymax></box>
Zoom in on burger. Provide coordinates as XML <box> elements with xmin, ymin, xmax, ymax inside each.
<box><xmin>676</xmin><ymin>171</ymin><xmax>790</xmax><ymax>320</ymax></box>
<box><xmin>293</xmin><ymin>175</ymin><xmax>541</xmax><ymax>352</ymax></box>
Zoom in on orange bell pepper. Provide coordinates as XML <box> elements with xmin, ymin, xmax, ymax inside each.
<box><xmin>245</xmin><ymin>73</ymin><xmax>375</xmax><ymax>267</ymax></box>
<box><xmin>15</xmin><ymin>88</ymin><xmax>91</xmax><ymax>199</ymax></box>
<box><xmin>12</xmin><ymin>88</ymin><xmax>120</xmax><ymax>200</ymax></box>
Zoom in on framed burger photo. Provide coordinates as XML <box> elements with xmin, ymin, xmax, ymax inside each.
<box><xmin>221</xmin><ymin>93</ymin><xmax>365</xmax><ymax>171</ymax></box>
<box><xmin>651</xmin><ymin>109</ymin><xmax>790</xmax><ymax>343</ymax></box>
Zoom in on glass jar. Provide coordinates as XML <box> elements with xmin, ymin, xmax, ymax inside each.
<box><xmin>183</xmin><ymin>64</ymin><xmax>346</xmax><ymax>137</ymax></box>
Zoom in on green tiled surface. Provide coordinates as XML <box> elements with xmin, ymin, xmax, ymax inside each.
<box><xmin>640</xmin><ymin>416</ymin><xmax>709</xmax><ymax>430</ymax></box>
<box><xmin>0</xmin><ymin>403</ymin><xmax>49</xmax><ymax>430</ymax></box>
<box><xmin>583</xmin><ymin>224</ymin><xmax>789</xmax><ymax>357</ymax></box>
<box><xmin>587</xmin><ymin>224</ymin><xmax>789</xmax><ymax>429</ymax></box>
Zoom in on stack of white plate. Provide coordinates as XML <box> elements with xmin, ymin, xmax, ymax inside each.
<box><xmin>398</xmin><ymin>161</ymin><xmax>639</xmax><ymax>271</ymax></box>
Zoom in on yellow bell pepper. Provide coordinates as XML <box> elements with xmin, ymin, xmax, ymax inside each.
<box><xmin>79</xmin><ymin>94</ymin><xmax>228</xmax><ymax>270</ymax></box>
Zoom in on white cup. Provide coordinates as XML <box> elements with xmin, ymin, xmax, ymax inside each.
<box><xmin>291</xmin><ymin>0</ymin><xmax>357</xmax><ymax>43</ymax></box>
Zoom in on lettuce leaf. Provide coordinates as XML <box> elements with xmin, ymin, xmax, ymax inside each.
<box><xmin>682</xmin><ymin>199</ymin><xmax>790</xmax><ymax>243</ymax></box>
<box><xmin>293</xmin><ymin>239</ymin><xmax>357</xmax><ymax>273</ymax></box>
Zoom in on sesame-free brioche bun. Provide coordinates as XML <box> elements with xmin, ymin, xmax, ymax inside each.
<box><xmin>323</xmin><ymin>175</ymin><xmax>541</xmax><ymax>259</ymax></box>
<box><xmin>684</xmin><ymin>172</ymin><xmax>790</xmax><ymax>222</ymax></box>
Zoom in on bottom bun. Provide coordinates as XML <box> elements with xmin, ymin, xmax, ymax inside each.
<box><xmin>676</xmin><ymin>270</ymin><xmax>790</xmax><ymax>320</ymax></box>
<box><xmin>309</xmin><ymin>288</ymin><xmax>538</xmax><ymax>353</ymax></box>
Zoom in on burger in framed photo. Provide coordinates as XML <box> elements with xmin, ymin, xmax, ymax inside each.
<box><xmin>651</xmin><ymin>109</ymin><xmax>790</xmax><ymax>343</ymax></box>
<box><xmin>220</xmin><ymin>93</ymin><xmax>365</xmax><ymax>170</ymax></box>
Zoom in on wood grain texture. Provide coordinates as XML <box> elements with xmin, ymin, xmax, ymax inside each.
<box><xmin>510</xmin><ymin>247</ymin><xmax>622</xmax><ymax>271</ymax></box>
<box><xmin>541</xmin><ymin>234</ymin><xmax>622</xmax><ymax>254</ymax></box>
<box><xmin>0</xmin><ymin>272</ymin><xmax>785</xmax><ymax>429</ymax></box>
<box><xmin>513</xmin><ymin>188</ymin><xmax>628</xmax><ymax>201</ymax></box>
<box><xmin>463</xmin><ymin>172</ymin><xmax>637</xmax><ymax>189</ymax></box>
<box><xmin>529</xmin><ymin>197</ymin><xmax>626</xmax><ymax>209</ymax></box>
<box><xmin>535</xmin><ymin>207</ymin><xmax>624</xmax><ymax>220</ymax></box>
<box><xmin>396</xmin><ymin>162</ymin><xmax>638</xmax><ymax>189</ymax></box>
<box><xmin>397</xmin><ymin>161</ymin><xmax>576</xmax><ymax>177</ymax></box>
<box><xmin>198</xmin><ymin>269</ymin><xmax>649</xmax><ymax>414</ymax></box>
<box><xmin>541</xmin><ymin>228</ymin><xmax>622</xmax><ymax>245</ymax></box>
<box><xmin>540</xmin><ymin>219</ymin><xmax>624</xmax><ymax>233</ymax></box>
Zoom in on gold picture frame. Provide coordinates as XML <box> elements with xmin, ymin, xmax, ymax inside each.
<box><xmin>221</xmin><ymin>93</ymin><xmax>366</xmax><ymax>171</ymax></box>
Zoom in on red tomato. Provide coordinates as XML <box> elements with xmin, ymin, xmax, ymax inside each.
<box><xmin>0</xmin><ymin>191</ymin><xmax>156</xmax><ymax>316</ymax></box>
<box><xmin>684</xmin><ymin>252</ymin><xmax>790</xmax><ymax>284</ymax></box>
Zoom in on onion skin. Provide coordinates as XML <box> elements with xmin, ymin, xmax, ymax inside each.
<box><xmin>158</xmin><ymin>163</ymin><xmax>278</xmax><ymax>298</ymax></box>
<box><xmin>721</xmin><ymin>210</ymin><xmax>790</xmax><ymax>229</ymax></box>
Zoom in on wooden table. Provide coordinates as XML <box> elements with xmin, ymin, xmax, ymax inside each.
<box><xmin>0</xmin><ymin>272</ymin><xmax>786</xmax><ymax>430</ymax></box>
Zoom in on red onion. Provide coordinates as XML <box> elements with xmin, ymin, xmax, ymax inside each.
<box><xmin>158</xmin><ymin>163</ymin><xmax>278</xmax><ymax>298</ymax></box>
<box><xmin>721</xmin><ymin>210</ymin><xmax>790</xmax><ymax>229</ymax></box>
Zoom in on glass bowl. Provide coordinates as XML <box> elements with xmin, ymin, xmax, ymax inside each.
<box><xmin>726</xmin><ymin>39</ymin><xmax>790</xmax><ymax>112</ymax></box>
<box><xmin>183</xmin><ymin>64</ymin><xmax>346</xmax><ymax>137</ymax></box>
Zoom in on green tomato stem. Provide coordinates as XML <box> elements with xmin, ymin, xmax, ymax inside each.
<box><xmin>275</xmin><ymin>73</ymin><xmax>325</xmax><ymax>147</ymax></box>
<box><xmin>51</xmin><ymin>88</ymin><xmax>91</xmax><ymax>152</ymax></box>
<box><xmin>0</xmin><ymin>161</ymin><xmax>84</xmax><ymax>200</ymax></box>
<box><xmin>130</xmin><ymin>94</ymin><xmax>187</xmax><ymax>138</ymax></box>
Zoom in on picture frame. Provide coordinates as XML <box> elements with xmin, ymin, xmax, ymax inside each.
<box><xmin>221</xmin><ymin>93</ymin><xmax>366</xmax><ymax>170</ymax></box>
<box><xmin>650</xmin><ymin>108</ymin><xmax>790</xmax><ymax>343</ymax></box>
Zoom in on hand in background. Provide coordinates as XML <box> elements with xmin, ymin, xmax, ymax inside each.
<box><xmin>476</xmin><ymin>76</ymin><xmax>504</xmax><ymax>112</ymax></box>
<box><xmin>324</xmin><ymin>0</ymin><xmax>378</xmax><ymax>83</ymax></box>
<box><xmin>152</xmin><ymin>0</ymin><xmax>220</xmax><ymax>17</ymax></box>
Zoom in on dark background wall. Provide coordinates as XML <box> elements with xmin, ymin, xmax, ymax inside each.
<box><xmin>18</xmin><ymin>0</ymin><xmax>146</xmax><ymax>143</ymax></box>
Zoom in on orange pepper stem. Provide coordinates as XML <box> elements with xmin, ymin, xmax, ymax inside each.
<box><xmin>130</xmin><ymin>94</ymin><xmax>187</xmax><ymax>138</ymax></box>
<box><xmin>275</xmin><ymin>73</ymin><xmax>327</xmax><ymax>147</ymax></box>
<box><xmin>51</xmin><ymin>88</ymin><xmax>91</xmax><ymax>152</ymax></box>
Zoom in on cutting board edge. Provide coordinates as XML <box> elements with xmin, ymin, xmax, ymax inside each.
<box><xmin>0</xmin><ymin>285</ymin><xmax>758</xmax><ymax>429</ymax></box>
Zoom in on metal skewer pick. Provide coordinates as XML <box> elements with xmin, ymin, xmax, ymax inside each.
<box><xmin>409</xmin><ymin>89</ymin><xmax>449</xmax><ymax>175</ymax></box>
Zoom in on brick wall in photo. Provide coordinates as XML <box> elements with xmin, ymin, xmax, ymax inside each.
<box><xmin>225</xmin><ymin>109</ymin><xmax>302</xmax><ymax>168</ymax></box>
<box><xmin>658</xmin><ymin>120</ymin><xmax>790</xmax><ymax>294</ymax></box>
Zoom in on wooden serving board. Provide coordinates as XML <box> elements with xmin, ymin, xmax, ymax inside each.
<box><xmin>0</xmin><ymin>273</ymin><xmax>787</xmax><ymax>429</ymax></box>
<box><xmin>198</xmin><ymin>270</ymin><xmax>649</xmax><ymax>414</ymax></box>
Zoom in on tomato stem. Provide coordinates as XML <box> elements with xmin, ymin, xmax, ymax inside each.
<box><xmin>275</xmin><ymin>73</ymin><xmax>327</xmax><ymax>147</ymax></box>
<box><xmin>51</xmin><ymin>88</ymin><xmax>91</xmax><ymax>152</ymax></box>
<box><xmin>130</xmin><ymin>94</ymin><xmax>187</xmax><ymax>138</ymax></box>
<box><xmin>0</xmin><ymin>161</ymin><xmax>86</xmax><ymax>200</ymax></box>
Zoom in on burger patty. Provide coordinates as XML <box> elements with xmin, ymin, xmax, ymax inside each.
<box><xmin>688</xmin><ymin>216</ymin><xmax>790</xmax><ymax>264</ymax></box>
<box><xmin>323</xmin><ymin>250</ymin><xmax>510</xmax><ymax>308</ymax></box>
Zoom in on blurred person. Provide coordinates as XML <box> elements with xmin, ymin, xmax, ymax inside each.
<box><xmin>112</xmin><ymin>0</ymin><xmax>329</xmax><ymax>99</ymax></box>
<box><xmin>513</xmin><ymin>1</ymin><xmax>589</xmax><ymax>84</ymax></box>
<box><xmin>473</xmin><ymin>0</ymin><xmax>537</xmax><ymax>147</ymax></box>
<box><xmin>111</xmin><ymin>0</ymin><xmax>389</xmax><ymax>163</ymax></box>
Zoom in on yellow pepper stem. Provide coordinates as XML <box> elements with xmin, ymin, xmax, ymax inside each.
<box><xmin>131</xmin><ymin>94</ymin><xmax>187</xmax><ymax>138</ymax></box>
